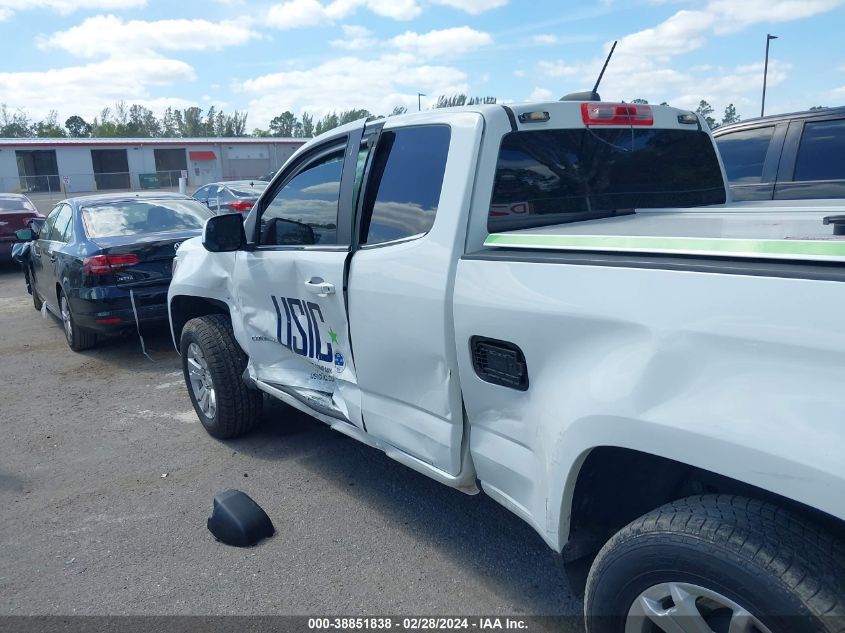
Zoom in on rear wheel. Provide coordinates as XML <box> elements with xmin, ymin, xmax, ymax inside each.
<box><xmin>60</xmin><ymin>290</ymin><xmax>96</xmax><ymax>351</ymax></box>
<box><xmin>584</xmin><ymin>495</ymin><xmax>845</xmax><ymax>633</ymax></box>
<box><xmin>180</xmin><ymin>314</ymin><xmax>262</xmax><ymax>438</ymax></box>
<box><xmin>30</xmin><ymin>268</ymin><xmax>42</xmax><ymax>310</ymax></box>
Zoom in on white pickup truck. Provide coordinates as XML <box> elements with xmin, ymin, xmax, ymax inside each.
<box><xmin>168</xmin><ymin>99</ymin><xmax>845</xmax><ymax>632</ymax></box>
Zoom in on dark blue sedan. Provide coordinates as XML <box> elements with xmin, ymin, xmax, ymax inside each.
<box><xmin>20</xmin><ymin>192</ymin><xmax>212</xmax><ymax>351</ymax></box>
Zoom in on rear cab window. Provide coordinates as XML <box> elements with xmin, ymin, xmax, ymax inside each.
<box><xmin>489</xmin><ymin>127</ymin><xmax>725</xmax><ymax>233</ymax></box>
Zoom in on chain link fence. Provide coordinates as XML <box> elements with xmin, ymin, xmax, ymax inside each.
<box><xmin>0</xmin><ymin>172</ymin><xmax>185</xmax><ymax>213</ymax></box>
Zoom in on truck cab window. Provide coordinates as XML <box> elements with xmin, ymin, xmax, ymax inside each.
<box><xmin>715</xmin><ymin>126</ymin><xmax>775</xmax><ymax>183</ymax></box>
<box><xmin>360</xmin><ymin>125</ymin><xmax>451</xmax><ymax>246</ymax></box>
<box><xmin>259</xmin><ymin>150</ymin><xmax>344</xmax><ymax>246</ymax></box>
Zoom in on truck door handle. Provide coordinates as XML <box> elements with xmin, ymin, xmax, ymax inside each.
<box><xmin>304</xmin><ymin>278</ymin><xmax>335</xmax><ymax>295</ymax></box>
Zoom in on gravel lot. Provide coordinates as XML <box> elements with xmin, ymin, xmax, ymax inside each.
<box><xmin>0</xmin><ymin>262</ymin><xmax>581</xmax><ymax>626</ymax></box>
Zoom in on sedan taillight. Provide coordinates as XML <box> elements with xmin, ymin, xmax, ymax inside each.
<box><xmin>82</xmin><ymin>254</ymin><xmax>140</xmax><ymax>276</ymax></box>
<box><xmin>227</xmin><ymin>201</ymin><xmax>253</xmax><ymax>213</ymax></box>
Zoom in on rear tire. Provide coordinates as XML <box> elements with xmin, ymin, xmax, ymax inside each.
<box><xmin>584</xmin><ymin>495</ymin><xmax>845</xmax><ymax>633</ymax></box>
<box><xmin>31</xmin><ymin>269</ymin><xmax>43</xmax><ymax>311</ymax></box>
<box><xmin>180</xmin><ymin>314</ymin><xmax>262</xmax><ymax>438</ymax></box>
<box><xmin>60</xmin><ymin>290</ymin><xmax>96</xmax><ymax>351</ymax></box>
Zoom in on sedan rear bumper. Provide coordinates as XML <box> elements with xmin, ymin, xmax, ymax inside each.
<box><xmin>71</xmin><ymin>284</ymin><xmax>170</xmax><ymax>333</ymax></box>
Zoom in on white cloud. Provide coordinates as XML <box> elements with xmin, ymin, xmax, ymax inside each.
<box><xmin>513</xmin><ymin>69</ymin><xmax>526</xmax><ymax>77</ymax></box>
<box><xmin>527</xmin><ymin>87</ymin><xmax>553</xmax><ymax>101</ymax></box>
<box><xmin>532</xmin><ymin>34</ymin><xmax>557</xmax><ymax>45</ymax></box>
<box><xmin>708</xmin><ymin>0</ymin><xmax>845</xmax><ymax>33</ymax></box>
<box><xmin>266</xmin><ymin>0</ymin><xmax>420</xmax><ymax>29</ymax></box>
<box><xmin>537</xmin><ymin>60</ymin><xmax>579</xmax><ymax>77</ymax></box>
<box><xmin>542</xmin><ymin>0</ymin><xmax>845</xmax><ymax>119</ymax></box>
<box><xmin>388</xmin><ymin>27</ymin><xmax>492</xmax><ymax>59</ymax></box>
<box><xmin>616</xmin><ymin>10</ymin><xmax>713</xmax><ymax>59</ymax></box>
<box><xmin>428</xmin><ymin>0</ymin><xmax>507</xmax><ymax>14</ymax></box>
<box><xmin>0</xmin><ymin>56</ymin><xmax>195</xmax><ymax>121</ymax></box>
<box><xmin>39</xmin><ymin>15</ymin><xmax>260</xmax><ymax>58</ymax></box>
<box><xmin>331</xmin><ymin>24</ymin><xmax>377</xmax><ymax>50</ymax></box>
<box><xmin>238</xmin><ymin>54</ymin><xmax>470</xmax><ymax>125</ymax></box>
<box><xmin>0</xmin><ymin>0</ymin><xmax>144</xmax><ymax>20</ymax></box>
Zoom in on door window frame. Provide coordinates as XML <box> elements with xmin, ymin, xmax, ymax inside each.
<box><xmin>40</xmin><ymin>204</ymin><xmax>62</xmax><ymax>242</ymax></box>
<box><xmin>251</xmin><ymin>127</ymin><xmax>363</xmax><ymax>252</ymax></box>
<box><xmin>353</xmin><ymin>122</ymin><xmax>452</xmax><ymax>251</ymax></box>
<box><xmin>47</xmin><ymin>204</ymin><xmax>72</xmax><ymax>243</ymax></box>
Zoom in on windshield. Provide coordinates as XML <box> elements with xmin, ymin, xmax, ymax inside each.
<box><xmin>489</xmin><ymin>128</ymin><xmax>726</xmax><ymax>231</ymax></box>
<box><xmin>82</xmin><ymin>199</ymin><xmax>212</xmax><ymax>238</ymax></box>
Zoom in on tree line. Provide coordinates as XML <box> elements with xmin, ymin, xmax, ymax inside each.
<box><xmin>2</xmin><ymin>96</ymin><xmax>828</xmax><ymax>139</ymax></box>
<box><xmin>0</xmin><ymin>94</ymin><xmax>497</xmax><ymax>140</ymax></box>
<box><xmin>1</xmin><ymin>101</ymin><xmax>250</xmax><ymax>139</ymax></box>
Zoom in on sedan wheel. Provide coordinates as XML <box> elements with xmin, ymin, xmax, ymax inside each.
<box><xmin>58</xmin><ymin>290</ymin><xmax>97</xmax><ymax>351</ymax></box>
<box><xmin>61</xmin><ymin>295</ymin><xmax>73</xmax><ymax>343</ymax></box>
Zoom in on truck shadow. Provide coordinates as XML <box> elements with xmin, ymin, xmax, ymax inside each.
<box><xmin>227</xmin><ymin>398</ymin><xmax>583</xmax><ymax>619</ymax></box>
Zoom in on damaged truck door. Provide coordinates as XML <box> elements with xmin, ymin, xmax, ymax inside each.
<box><xmin>234</xmin><ymin>123</ymin><xmax>364</xmax><ymax>426</ymax></box>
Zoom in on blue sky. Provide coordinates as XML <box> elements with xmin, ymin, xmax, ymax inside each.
<box><xmin>0</xmin><ymin>0</ymin><xmax>843</xmax><ymax>131</ymax></box>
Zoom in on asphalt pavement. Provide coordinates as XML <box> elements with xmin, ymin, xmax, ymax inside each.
<box><xmin>0</xmin><ymin>262</ymin><xmax>582</xmax><ymax>627</ymax></box>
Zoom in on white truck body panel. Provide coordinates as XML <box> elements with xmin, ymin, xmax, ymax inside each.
<box><xmin>455</xmin><ymin>257</ymin><xmax>845</xmax><ymax>549</ymax></box>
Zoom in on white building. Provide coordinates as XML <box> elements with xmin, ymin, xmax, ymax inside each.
<box><xmin>0</xmin><ymin>137</ymin><xmax>305</xmax><ymax>195</ymax></box>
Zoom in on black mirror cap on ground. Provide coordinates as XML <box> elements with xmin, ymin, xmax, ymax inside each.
<box><xmin>207</xmin><ymin>489</ymin><xmax>274</xmax><ymax>547</ymax></box>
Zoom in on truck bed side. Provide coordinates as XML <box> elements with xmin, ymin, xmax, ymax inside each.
<box><xmin>454</xmin><ymin>248</ymin><xmax>845</xmax><ymax>551</ymax></box>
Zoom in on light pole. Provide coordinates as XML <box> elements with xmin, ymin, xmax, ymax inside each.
<box><xmin>761</xmin><ymin>34</ymin><xmax>778</xmax><ymax>117</ymax></box>
<box><xmin>418</xmin><ymin>93</ymin><xmax>426</xmax><ymax>111</ymax></box>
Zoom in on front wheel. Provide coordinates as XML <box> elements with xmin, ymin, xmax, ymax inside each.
<box><xmin>180</xmin><ymin>314</ymin><xmax>262</xmax><ymax>438</ymax></box>
<box><xmin>585</xmin><ymin>495</ymin><xmax>845</xmax><ymax>633</ymax></box>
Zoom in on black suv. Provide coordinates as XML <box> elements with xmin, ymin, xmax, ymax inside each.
<box><xmin>713</xmin><ymin>106</ymin><xmax>845</xmax><ymax>201</ymax></box>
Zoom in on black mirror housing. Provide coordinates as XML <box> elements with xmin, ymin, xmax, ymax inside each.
<box><xmin>203</xmin><ymin>213</ymin><xmax>245</xmax><ymax>252</ymax></box>
<box><xmin>15</xmin><ymin>228</ymin><xmax>34</xmax><ymax>241</ymax></box>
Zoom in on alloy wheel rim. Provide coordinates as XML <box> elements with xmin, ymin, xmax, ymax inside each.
<box><xmin>61</xmin><ymin>296</ymin><xmax>73</xmax><ymax>343</ymax></box>
<box><xmin>625</xmin><ymin>582</ymin><xmax>773</xmax><ymax>633</ymax></box>
<box><xmin>187</xmin><ymin>342</ymin><xmax>216</xmax><ymax>419</ymax></box>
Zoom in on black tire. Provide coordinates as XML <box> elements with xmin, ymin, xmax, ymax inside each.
<box><xmin>31</xmin><ymin>269</ymin><xmax>43</xmax><ymax>310</ymax></box>
<box><xmin>585</xmin><ymin>495</ymin><xmax>845</xmax><ymax>633</ymax></box>
<box><xmin>180</xmin><ymin>314</ymin><xmax>262</xmax><ymax>439</ymax></box>
<box><xmin>60</xmin><ymin>289</ymin><xmax>96</xmax><ymax>351</ymax></box>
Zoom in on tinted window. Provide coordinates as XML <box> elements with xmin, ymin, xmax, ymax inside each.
<box><xmin>260</xmin><ymin>149</ymin><xmax>344</xmax><ymax>246</ymax></box>
<box><xmin>81</xmin><ymin>200</ymin><xmax>212</xmax><ymax>238</ymax></box>
<box><xmin>490</xmin><ymin>128</ymin><xmax>726</xmax><ymax>231</ymax></box>
<box><xmin>60</xmin><ymin>210</ymin><xmax>74</xmax><ymax>242</ymax></box>
<box><xmin>40</xmin><ymin>205</ymin><xmax>62</xmax><ymax>239</ymax></box>
<box><xmin>361</xmin><ymin>126</ymin><xmax>450</xmax><ymax>245</ymax></box>
<box><xmin>49</xmin><ymin>206</ymin><xmax>72</xmax><ymax>242</ymax></box>
<box><xmin>794</xmin><ymin>119</ymin><xmax>845</xmax><ymax>182</ymax></box>
<box><xmin>715</xmin><ymin>127</ymin><xmax>774</xmax><ymax>183</ymax></box>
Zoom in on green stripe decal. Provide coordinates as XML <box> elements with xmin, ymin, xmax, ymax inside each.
<box><xmin>484</xmin><ymin>233</ymin><xmax>845</xmax><ymax>259</ymax></box>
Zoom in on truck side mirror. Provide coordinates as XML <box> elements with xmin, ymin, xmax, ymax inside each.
<box><xmin>203</xmin><ymin>214</ymin><xmax>245</xmax><ymax>252</ymax></box>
